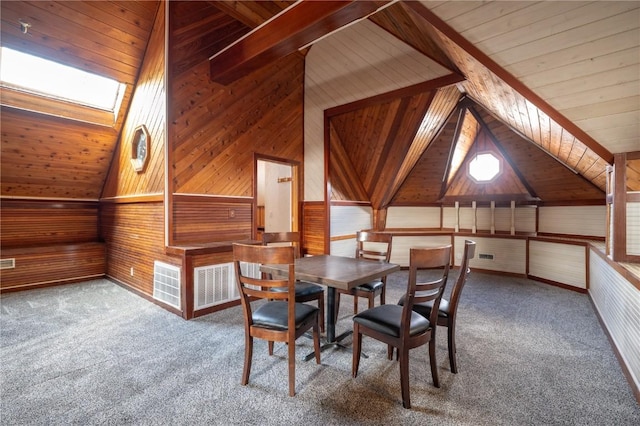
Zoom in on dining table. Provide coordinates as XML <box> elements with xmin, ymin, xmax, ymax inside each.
<box><xmin>261</xmin><ymin>254</ymin><xmax>400</xmax><ymax>359</ymax></box>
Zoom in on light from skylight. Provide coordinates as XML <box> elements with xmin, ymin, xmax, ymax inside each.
<box><xmin>469</xmin><ymin>152</ymin><xmax>501</xmax><ymax>182</ymax></box>
<box><xmin>0</xmin><ymin>47</ymin><xmax>123</xmax><ymax>111</ymax></box>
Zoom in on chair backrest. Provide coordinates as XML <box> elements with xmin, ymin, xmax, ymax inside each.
<box><xmin>355</xmin><ymin>231</ymin><xmax>392</xmax><ymax>263</ymax></box>
<box><xmin>262</xmin><ymin>231</ymin><xmax>301</xmax><ymax>258</ymax></box>
<box><xmin>233</xmin><ymin>243</ymin><xmax>296</xmax><ymax>327</ymax></box>
<box><xmin>402</xmin><ymin>245</ymin><xmax>452</xmax><ymax>333</ymax></box>
<box><xmin>448</xmin><ymin>239</ymin><xmax>476</xmax><ymax>317</ymax></box>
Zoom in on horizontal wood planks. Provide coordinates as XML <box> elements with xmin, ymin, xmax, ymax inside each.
<box><xmin>0</xmin><ymin>199</ymin><xmax>104</xmax><ymax>290</ymax></box>
<box><xmin>172</xmin><ymin>196</ymin><xmax>252</xmax><ymax>245</ymax></box>
<box><xmin>100</xmin><ymin>202</ymin><xmax>168</xmax><ymax>296</ymax></box>
<box><xmin>0</xmin><ymin>242</ymin><xmax>105</xmax><ymax>291</ymax></box>
<box><xmin>302</xmin><ymin>202</ymin><xmax>326</xmax><ymax>255</ymax></box>
<box><xmin>1</xmin><ymin>200</ymin><xmax>99</xmax><ymax>248</ymax></box>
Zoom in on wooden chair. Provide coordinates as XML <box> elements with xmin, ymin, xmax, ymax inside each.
<box><xmin>399</xmin><ymin>239</ymin><xmax>476</xmax><ymax>373</ymax></box>
<box><xmin>262</xmin><ymin>231</ymin><xmax>325</xmax><ymax>332</ymax></box>
<box><xmin>334</xmin><ymin>231</ymin><xmax>392</xmax><ymax>321</ymax></box>
<box><xmin>352</xmin><ymin>245</ymin><xmax>451</xmax><ymax>409</ymax></box>
<box><xmin>233</xmin><ymin>243</ymin><xmax>321</xmax><ymax>397</ymax></box>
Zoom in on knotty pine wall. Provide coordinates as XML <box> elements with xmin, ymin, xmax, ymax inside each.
<box><xmin>0</xmin><ymin>200</ymin><xmax>105</xmax><ymax>291</ymax></box>
<box><xmin>99</xmin><ymin>4</ymin><xmax>168</xmax><ymax>296</ymax></box>
<box><xmin>168</xmin><ymin>1</ymin><xmax>304</xmax><ymax>247</ymax></box>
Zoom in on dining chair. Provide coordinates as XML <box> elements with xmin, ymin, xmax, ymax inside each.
<box><xmin>334</xmin><ymin>231</ymin><xmax>392</xmax><ymax>322</ymax></box>
<box><xmin>399</xmin><ymin>239</ymin><xmax>476</xmax><ymax>373</ymax></box>
<box><xmin>233</xmin><ymin>243</ymin><xmax>321</xmax><ymax>397</ymax></box>
<box><xmin>262</xmin><ymin>231</ymin><xmax>325</xmax><ymax>332</ymax></box>
<box><xmin>352</xmin><ymin>245</ymin><xmax>451</xmax><ymax>409</ymax></box>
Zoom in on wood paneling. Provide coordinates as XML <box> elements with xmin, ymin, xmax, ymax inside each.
<box><xmin>100</xmin><ymin>201</ymin><xmax>167</xmax><ymax>296</ymax></box>
<box><xmin>0</xmin><ymin>1</ymin><xmax>158</xmax><ymax>86</ymax></box>
<box><xmin>0</xmin><ymin>200</ymin><xmax>99</xmax><ymax>248</ymax></box>
<box><xmin>0</xmin><ymin>199</ymin><xmax>104</xmax><ymax>291</ymax></box>
<box><xmin>302</xmin><ymin>202</ymin><xmax>326</xmax><ymax>255</ymax></box>
<box><xmin>589</xmin><ymin>250</ymin><xmax>640</xmax><ymax>395</ymax></box>
<box><xmin>169</xmin><ymin>0</ymin><xmax>304</xmax><ymax>203</ymax></box>
<box><xmin>1</xmin><ymin>108</ymin><xmax>117</xmax><ymax>199</ymax></box>
<box><xmin>330</xmin><ymin>83</ymin><xmax>459</xmax><ymax>208</ymax></box>
<box><xmin>209</xmin><ymin>1</ymin><xmax>392</xmax><ymax>85</ymax></box>
<box><xmin>0</xmin><ymin>242</ymin><xmax>105</xmax><ymax>291</ymax></box>
<box><xmin>172</xmin><ymin>196</ymin><xmax>252</xmax><ymax>245</ymax></box>
<box><xmin>304</xmin><ymin>18</ymin><xmax>452</xmax><ymax>201</ymax></box>
<box><xmin>102</xmin><ymin>3</ymin><xmax>166</xmax><ymax>198</ymax></box>
<box><xmin>0</xmin><ymin>2</ymin><xmax>159</xmax><ymax>203</ymax></box>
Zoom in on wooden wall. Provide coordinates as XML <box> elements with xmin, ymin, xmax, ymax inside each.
<box><xmin>0</xmin><ymin>200</ymin><xmax>105</xmax><ymax>291</ymax></box>
<box><xmin>100</xmin><ymin>201</ymin><xmax>168</xmax><ymax>296</ymax></box>
<box><xmin>99</xmin><ymin>3</ymin><xmax>166</xmax><ymax>294</ymax></box>
<box><xmin>167</xmin><ymin>1</ymin><xmax>305</xmax><ymax>247</ymax></box>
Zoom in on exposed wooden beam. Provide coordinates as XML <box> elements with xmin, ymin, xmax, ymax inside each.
<box><xmin>209</xmin><ymin>0</ymin><xmax>392</xmax><ymax>85</ymax></box>
<box><xmin>405</xmin><ymin>1</ymin><xmax>614</xmax><ymax>165</ymax></box>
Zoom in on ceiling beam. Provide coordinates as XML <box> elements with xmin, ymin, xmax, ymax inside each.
<box><xmin>209</xmin><ymin>0</ymin><xmax>392</xmax><ymax>85</ymax></box>
<box><xmin>405</xmin><ymin>1</ymin><xmax>614</xmax><ymax>165</ymax></box>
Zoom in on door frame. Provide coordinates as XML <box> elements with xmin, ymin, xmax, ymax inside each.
<box><xmin>254</xmin><ymin>154</ymin><xmax>301</xmax><ymax>239</ymax></box>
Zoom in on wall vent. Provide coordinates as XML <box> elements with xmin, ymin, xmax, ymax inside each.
<box><xmin>479</xmin><ymin>253</ymin><xmax>494</xmax><ymax>260</ymax></box>
<box><xmin>153</xmin><ymin>261</ymin><xmax>181</xmax><ymax>310</ymax></box>
<box><xmin>194</xmin><ymin>261</ymin><xmax>261</xmax><ymax>310</ymax></box>
<box><xmin>0</xmin><ymin>258</ymin><xmax>16</xmax><ymax>270</ymax></box>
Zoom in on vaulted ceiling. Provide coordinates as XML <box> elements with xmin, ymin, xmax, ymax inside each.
<box><xmin>1</xmin><ymin>1</ymin><xmax>638</xmax><ymax>202</ymax></box>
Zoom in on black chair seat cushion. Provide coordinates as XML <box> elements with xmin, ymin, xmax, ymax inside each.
<box><xmin>354</xmin><ymin>280</ymin><xmax>383</xmax><ymax>292</ymax></box>
<box><xmin>398</xmin><ymin>296</ymin><xmax>450</xmax><ymax>319</ymax></box>
<box><xmin>253</xmin><ymin>301</ymin><xmax>318</xmax><ymax>330</ymax></box>
<box><xmin>272</xmin><ymin>281</ymin><xmax>324</xmax><ymax>297</ymax></box>
<box><xmin>353</xmin><ymin>304</ymin><xmax>430</xmax><ymax>337</ymax></box>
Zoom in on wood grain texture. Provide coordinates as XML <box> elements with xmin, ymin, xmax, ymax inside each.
<box><xmin>0</xmin><ymin>242</ymin><xmax>105</xmax><ymax>291</ymax></box>
<box><xmin>169</xmin><ymin>1</ymin><xmax>304</xmax><ymax>198</ymax></box>
<box><xmin>0</xmin><ymin>200</ymin><xmax>99</xmax><ymax>248</ymax></box>
<box><xmin>172</xmin><ymin>196</ymin><xmax>253</xmax><ymax>245</ymax></box>
<box><xmin>209</xmin><ymin>1</ymin><xmax>391</xmax><ymax>85</ymax></box>
<box><xmin>302</xmin><ymin>202</ymin><xmax>326</xmax><ymax>255</ymax></box>
<box><xmin>102</xmin><ymin>3</ymin><xmax>166</xmax><ymax>198</ymax></box>
<box><xmin>100</xmin><ymin>201</ymin><xmax>168</xmax><ymax>296</ymax></box>
<box><xmin>1</xmin><ymin>108</ymin><xmax>117</xmax><ymax>199</ymax></box>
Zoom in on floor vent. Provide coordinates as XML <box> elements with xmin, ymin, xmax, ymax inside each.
<box><xmin>194</xmin><ymin>261</ymin><xmax>261</xmax><ymax>310</ymax></box>
<box><xmin>153</xmin><ymin>261</ymin><xmax>181</xmax><ymax>310</ymax></box>
<box><xmin>0</xmin><ymin>258</ymin><xmax>16</xmax><ymax>270</ymax></box>
<box><xmin>479</xmin><ymin>253</ymin><xmax>494</xmax><ymax>260</ymax></box>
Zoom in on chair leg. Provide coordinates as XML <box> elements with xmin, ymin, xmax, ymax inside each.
<box><xmin>429</xmin><ymin>336</ymin><xmax>440</xmax><ymax>388</ymax></box>
<box><xmin>268</xmin><ymin>341</ymin><xmax>274</xmax><ymax>355</ymax></box>
<box><xmin>399</xmin><ymin>347</ymin><xmax>411</xmax><ymax>409</ymax></box>
<box><xmin>387</xmin><ymin>344</ymin><xmax>394</xmax><ymax>360</ymax></box>
<box><xmin>334</xmin><ymin>292</ymin><xmax>341</xmax><ymax>324</ymax></box>
<box><xmin>380</xmin><ymin>283</ymin><xmax>386</xmax><ymax>305</ymax></box>
<box><xmin>352</xmin><ymin>324</ymin><xmax>362</xmax><ymax>377</ymax></box>
<box><xmin>242</xmin><ymin>334</ymin><xmax>253</xmax><ymax>385</ymax></box>
<box><xmin>313</xmin><ymin>317</ymin><xmax>321</xmax><ymax>364</ymax></box>
<box><xmin>318</xmin><ymin>295</ymin><xmax>325</xmax><ymax>333</ymax></box>
<box><xmin>353</xmin><ymin>295</ymin><xmax>359</xmax><ymax>315</ymax></box>
<box><xmin>448</xmin><ymin>322</ymin><xmax>458</xmax><ymax>374</ymax></box>
<box><xmin>288</xmin><ymin>337</ymin><xmax>296</xmax><ymax>397</ymax></box>
<box><xmin>368</xmin><ymin>293</ymin><xmax>375</xmax><ymax>309</ymax></box>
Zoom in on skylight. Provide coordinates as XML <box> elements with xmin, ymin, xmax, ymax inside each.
<box><xmin>0</xmin><ymin>47</ymin><xmax>124</xmax><ymax>111</ymax></box>
<box><xmin>468</xmin><ymin>152</ymin><xmax>501</xmax><ymax>182</ymax></box>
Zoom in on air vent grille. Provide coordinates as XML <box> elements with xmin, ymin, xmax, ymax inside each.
<box><xmin>153</xmin><ymin>261</ymin><xmax>181</xmax><ymax>309</ymax></box>
<box><xmin>0</xmin><ymin>258</ymin><xmax>16</xmax><ymax>270</ymax></box>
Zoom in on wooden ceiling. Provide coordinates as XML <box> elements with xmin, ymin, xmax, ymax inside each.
<box><xmin>1</xmin><ymin>1</ymin><xmax>637</xmax><ymax>202</ymax></box>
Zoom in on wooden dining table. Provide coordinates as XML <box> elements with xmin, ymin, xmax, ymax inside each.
<box><xmin>261</xmin><ymin>254</ymin><xmax>400</xmax><ymax>357</ymax></box>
